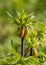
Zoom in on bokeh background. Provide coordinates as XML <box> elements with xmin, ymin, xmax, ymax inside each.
<box><xmin>0</xmin><ymin>0</ymin><xmax>46</xmax><ymax>43</ymax></box>
<box><xmin>0</xmin><ymin>0</ymin><xmax>46</xmax><ymax>64</ymax></box>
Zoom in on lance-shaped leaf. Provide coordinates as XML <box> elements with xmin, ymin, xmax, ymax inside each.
<box><xmin>15</xmin><ymin>19</ymin><xmax>20</xmax><ymax>25</ymax></box>
<box><xmin>6</xmin><ymin>11</ymin><xmax>13</xmax><ymax>18</ymax></box>
<box><xmin>24</xmin><ymin>12</ymin><xmax>34</xmax><ymax>24</ymax></box>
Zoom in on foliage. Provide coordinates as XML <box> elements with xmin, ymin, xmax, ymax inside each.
<box><xmin>0</xmin><ymin>0</ymin><xmax>46</xmax><ymax>65</ymax></box>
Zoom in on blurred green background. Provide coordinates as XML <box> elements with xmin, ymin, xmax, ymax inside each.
<box><xmin>0</xmin><ymin>0</ymin><xmax>46</xmax><ymax>41</ymax></box>
<box><xmin>0</xmin><ymin>0</ymin><xmax>46</xmax><ymax>53</ymax></box>
<box><xmin>0</xmin><ymin>0</ymin><xmax>46</xmax><ymax>64</ymax></box>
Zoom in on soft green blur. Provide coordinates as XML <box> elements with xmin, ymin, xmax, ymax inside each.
<box><xmin>0</xmin><ymin>0</ymin><xmax>46</xmax><ymax>41</ymax></box>
<box><xmin>0</xmin><ymin>0</ymin><xmax>46</xmax><ymax>52</ymax></box>
<box><xmin>0</xmin><ymin>0</ymin><xmax>46</xmax><ymax>65</ymax></box>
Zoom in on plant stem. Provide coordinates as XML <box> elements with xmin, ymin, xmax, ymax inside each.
<box><xmin>21</xmin><ymin>37</ymin><xmax>24</xmax><ymax>57</ymax></box>
<box><xmin>30</xmin><ymin>47</ymin><xmax>32</xmax><ymax>56</ymax></box>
